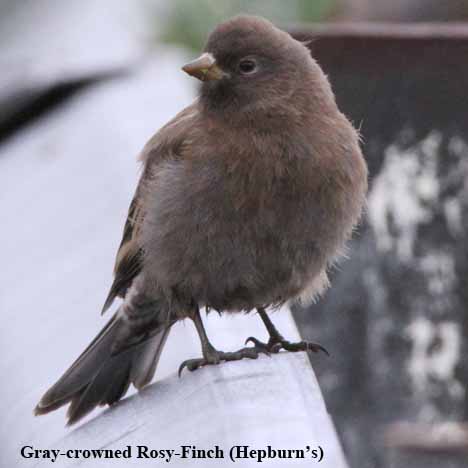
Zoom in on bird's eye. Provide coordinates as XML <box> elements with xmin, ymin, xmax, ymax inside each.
<box><xmin>238</xmin><ymin>59</ymin><xmax>258</xmax><ymax>75</ymax></box>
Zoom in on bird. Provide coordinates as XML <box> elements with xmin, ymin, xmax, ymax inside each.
<box><xmin>35</xmin><ymin>15</ymin><xmax>368</xmax><ymax>425</ymax></box>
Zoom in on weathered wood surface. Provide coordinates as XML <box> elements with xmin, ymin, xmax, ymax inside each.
<box><xmin>42</xmin><ymin>352</ymin><xmax>345</xmax><ymax>467</ymax></box>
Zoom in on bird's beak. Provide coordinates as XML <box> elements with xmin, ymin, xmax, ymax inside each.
<box><xmin>182</xmin><ymin>53</ymin><xmax>227</xmax><ymax>81</ymax></box>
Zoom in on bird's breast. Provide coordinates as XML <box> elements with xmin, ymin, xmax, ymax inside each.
<box><xmin>142</xmin><ymin>128</ymin><xmax>366</xmax><ymax>311</ymax></box>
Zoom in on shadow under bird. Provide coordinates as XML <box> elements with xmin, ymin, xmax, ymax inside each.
<box><xmin>35</xmin><ymin>15</ymin><xmax>368</xmax><ymax>425</ymax></box>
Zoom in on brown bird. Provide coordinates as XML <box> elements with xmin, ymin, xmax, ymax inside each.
<box><xmin>35</xmin><ymin>15</ymin><xmax>367</xmax><ymax>425</ymax></box>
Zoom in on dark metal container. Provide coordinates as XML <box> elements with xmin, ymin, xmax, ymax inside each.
<box><xmin>291</xmin><ymin>23</ymin><xmax>468</xmax><ymax>468</ymax></box>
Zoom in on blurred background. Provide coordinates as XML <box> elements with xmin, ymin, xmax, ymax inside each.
<box><xmin>1</xmin><ymin>1</ymin><xmax>467</xmax><ymax>467</ymax></box>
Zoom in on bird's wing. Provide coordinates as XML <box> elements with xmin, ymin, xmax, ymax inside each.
<box><xmin>101</xmin><ymin>103</ymin><xmax>199</xmax><ymax>314</ymax></box>
<box><xmin>101</xmin><ymin>190</ymin><xmax>144</xmax><ymax>313</ymax></box>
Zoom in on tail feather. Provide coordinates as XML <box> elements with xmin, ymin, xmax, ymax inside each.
<box><xmin>103</xmin><ymin>360</ymin><xmax>132</xmax><ymax>406</ymax></box>
<box><xmin>132</xmin><ymin>327</ymin><xmax>171</xmax><ymax>389</ymax></box>
<box><xmin>35</xmin><ymin>307</ymin><xmax>172</xmax><ymax>425</ymax></box>
<box><xmin>66</xmin><ymin>347</ymin><xmax>134</xmax><ymax>425</ymax></box>
<box><xmin>36</xmin><ymin>313</ymin><xmax>121</xmax><ymax>410</ymax></box>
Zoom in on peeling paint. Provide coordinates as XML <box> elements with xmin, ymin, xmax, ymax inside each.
<box><xmin>443</xmin><ymin>198</ymin><xmax>463</xmax><ymax>236</ymax></box>
<box><xmin>448</xmin><ymin>135</ymin><xmax>468</xmax><ymax>162</ymax></box>
<box><xmin>418</xmin><ymin>251</ymin><xmax>457</xmax><ymax>297</ymax></box>
<box><xmin>406</xmin><ymin>317</ymin><xmax>463</xmax><ymax>399</ymax></box>
<box><xmin>368</xmin><ymin>131</ymin><xmax>442</xmax><ymax>262</ymax></box>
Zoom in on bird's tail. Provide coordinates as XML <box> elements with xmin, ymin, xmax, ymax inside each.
<box><xmin>35</xmin><ymin>295</ymin><xmax>174</xmax><ymax>425</ymax></box>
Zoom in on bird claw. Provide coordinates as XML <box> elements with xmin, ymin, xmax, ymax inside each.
<box><xmin>281</xmin><ymin>340</ymin><xmax>330</xmax><ymax>356</ymax></box>
<box><xmin>178</xmin><ymin>337</ymin><xmax>329</xmax><ymax>377</ymax></box>
<box><xmin>178</xmin><ymin>358</ymin><xmax>208</xmax><ymax>376</ymax></box>
<box><xmin>244</xmin><ymin>336</ymin><xmax>329</xmax><ymax>356</ymax></box>
<box><xmin>245</xmin><ymin>336</ymin><xmax>269</xmax><ymax>351</ymax></box>
<box><xmin>245</xmin><ymin>336</ymin><xmax>277</xmax><ymax>354</ymax></box>
<box><xmin>178</xmin><ymin>347</ymin><xmax>264</xmax><ymax>377</ymax></box>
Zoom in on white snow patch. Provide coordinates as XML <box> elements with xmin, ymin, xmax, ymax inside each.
<box><xmin>406</xmin><ymin>317</ymin><xmax>463</xmax><ymax>399</ymax></box>
<box><xmin>368</xmin><ymin>131</ymin><xmax>441</xmax><ymax>262</ymax></box>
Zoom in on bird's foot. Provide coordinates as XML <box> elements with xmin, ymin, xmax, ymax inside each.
<box><xmin>178</xmin><ymin>346</ymin><xmax>264</xmax><ymax>376</ymax></box>
<box><xmin>245</xmin><ymin>336</ymin><xmax>329</xmax><ymax>356</ymax></box>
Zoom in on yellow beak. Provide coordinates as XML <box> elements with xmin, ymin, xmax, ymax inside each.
<box><xmin>182</xmin><ymin>53</ymin><xmax>227</xmax><ymax>81</ymax></box>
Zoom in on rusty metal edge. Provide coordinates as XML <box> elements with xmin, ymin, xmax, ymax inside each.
<box><xmin>287</xmin><ymin>22</ymin><xmax>468</xmax><ymax>40</ymax></box>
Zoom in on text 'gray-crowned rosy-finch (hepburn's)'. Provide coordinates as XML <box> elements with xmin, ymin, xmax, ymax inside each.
<box><xmin>35</xmin><ymin>15</ymin><xmax>368</xmax><ymax>425</ymax></box>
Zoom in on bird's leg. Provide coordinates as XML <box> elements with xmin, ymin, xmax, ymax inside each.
<box><xmin>178</xmin><ymin>306</ymin><xmax>263</xmax><ymax>376</ymax></box>
<box><xmin>245</xmin><ymin>307</ymin><xmax>329</xmax><ymax>356</ymax></box>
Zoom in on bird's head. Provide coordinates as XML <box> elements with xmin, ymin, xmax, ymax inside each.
<box><xmin>182</xmin><ymin>15</ymin><xmax>323</xmax><ymax>119</ymax></box>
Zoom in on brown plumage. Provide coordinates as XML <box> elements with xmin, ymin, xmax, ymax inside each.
<box><xmin>35</xmin><ymin>15</ymin><xmax>367</xmax><ymax>425</ymax></box>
